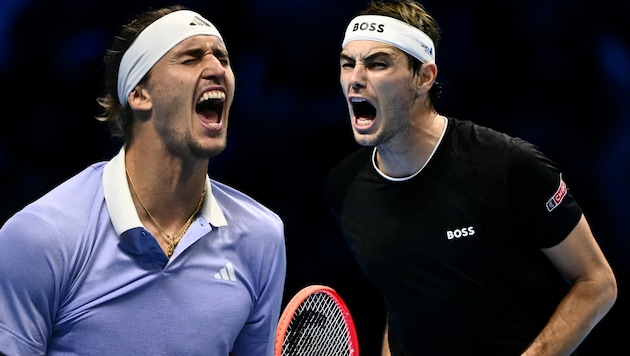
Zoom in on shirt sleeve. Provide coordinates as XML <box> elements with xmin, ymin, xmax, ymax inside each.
<box><xmin>231</xmin><ymin>214</ymin><xmax>287</xmax><ymax>356</ymax></box>
<box><xmin>506</xmin><ymin>138</ymin><xmax>583</xmax><ymax>248</ymax></box>
<box><xmin>0</xmin><ymin>210</ymin><xmax>66</xmax><ymax>356</ymax></box>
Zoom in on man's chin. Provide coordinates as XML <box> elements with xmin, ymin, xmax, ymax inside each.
<box><xmin>191</xmin><ymin>142</ymin><xmax>227</xmax><ymax>160</ymax></box>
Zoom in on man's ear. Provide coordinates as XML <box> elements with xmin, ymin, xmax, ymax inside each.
<box><xmin>417</xmin><ymin>62</ymin><xmax>438</xmax><ymax>90</ymax></box>
<box><xmin>127</xmin><ymin>86</ymin><xmax>152</xmax><ymax>110</ymax></box>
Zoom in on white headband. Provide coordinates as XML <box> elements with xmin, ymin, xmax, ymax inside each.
<box><xmin>342</xmin><ymin>15</ymin><xmax>435</xmax><ymax>64</ymax></box>
<box><xmin>117</xmin><ymin>10</ymin><xmax>224</xmax><ymax>106</ymax></box>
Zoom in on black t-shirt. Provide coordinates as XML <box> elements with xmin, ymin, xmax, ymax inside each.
<box><xmin>324</xmin><ymin>117</ymin><xmax>582</xmax><ymax>355</ymax></box>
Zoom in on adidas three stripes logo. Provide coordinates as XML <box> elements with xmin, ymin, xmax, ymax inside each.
<box><xmin>214</xmin><ymin>262</ymin><xmax>237</xmax><ymax>281</ymax></box>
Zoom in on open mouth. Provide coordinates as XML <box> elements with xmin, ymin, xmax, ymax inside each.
<box><xmin>350</xmin><ymin>97</ymin><xmax>376</xmax><ymax>122</ymax></box>
<box><xmin>196</xmin><ymin>90</ymin><xmax>225</xmax><ymax>125</ymax></box>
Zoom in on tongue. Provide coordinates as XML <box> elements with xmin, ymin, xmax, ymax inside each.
<box><xmin>198</xmin><ymin>110</ymin><xmax>219</xmax><ymax>124</ymax></box>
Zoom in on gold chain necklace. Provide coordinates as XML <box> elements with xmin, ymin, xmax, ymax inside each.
<box><xmin>126</xmin><ymin>168</ymin><xmax>206</xmax><ymax>258</ymax></box>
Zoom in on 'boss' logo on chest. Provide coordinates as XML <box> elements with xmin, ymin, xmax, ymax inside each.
<box><xmin>446</xmin><ymin>226</ymin><xmax>475</xmax><ymax>240</ymax></box>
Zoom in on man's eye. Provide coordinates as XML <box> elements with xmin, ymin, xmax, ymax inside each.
<box><xmin>369</xmin><ymin>62</ymin><xmax>386</xmax><ymax>69</ymax></box>
<box><xmin>341</xmin><ymin>62</ymin><xmax>355</xmax><ymax>69</ymax></box>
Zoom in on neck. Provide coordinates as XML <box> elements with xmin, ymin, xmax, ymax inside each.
<box><xmin>376</xmin><ymin>114</ymin><xmax>446</xmax><ymax>178</ymax></box>
<box><xmin>125</xmin><ymin>167</ymin><xmax>206</xmax><ymax>257</ymax></box>
<box><xmin>124</xmin><ymin>147</ymin><xmax>208</xmax><ymax>232</ymax></box>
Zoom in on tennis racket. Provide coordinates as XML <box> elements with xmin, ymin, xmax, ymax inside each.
<box><xmin>274</xmin><ymin>284</ymin><xmax>360</xmax><ymax>356</ymax></box>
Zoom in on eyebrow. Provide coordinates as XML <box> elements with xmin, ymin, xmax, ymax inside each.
<box><xmin>177</xmin><ymin>45</ymin><xmax>229</xmax><ymax>59</ymax></box>
<box><xmin>340</xmin><ymin>51</ymin><xmax>392</xmax><ymax>63</ymax></box>
<box><xmin>340</xmin><ymin>53</ymin><xmax>353</xmax><ymax>62</ymax></box>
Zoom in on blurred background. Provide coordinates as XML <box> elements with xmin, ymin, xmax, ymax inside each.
<box><xmin>1</xmin><ymin>0</ymin><xmax>628</xmax><ymax>354</ymax></box>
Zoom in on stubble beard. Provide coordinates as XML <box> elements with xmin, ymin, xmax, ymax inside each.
<box><xmin>160</xmin><ymin>123</ymin><xmax>227</xmax><ymax>160</ymax></box>
<box><xmin>189</xmin><ymin>138</ymin><xmax>227</xmax><ymax>160</ymax></box>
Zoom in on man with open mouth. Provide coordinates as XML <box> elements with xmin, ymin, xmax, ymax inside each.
<box><xmin>325</xmin><ymin>1</ymin><xmax>617</xmax><ymax>355</ymax></box>
<box><xmin>0</xmin><ymin>5</ymin><xmax>286</xmax><ymax>356</ymax></box>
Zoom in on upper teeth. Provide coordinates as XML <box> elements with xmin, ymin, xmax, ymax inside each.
<box><xmin>350</xmin><ymin>97</ymin><xmax>367</xmax><ymax>103</ymax></box>
<box><xmin>198</xmin><ymin>91</ymin><xmax>225</xmax><ymax>103</ymax></box>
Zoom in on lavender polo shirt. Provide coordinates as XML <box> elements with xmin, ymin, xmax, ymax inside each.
<box><xmin>0</xmin><ymin>146</ymin><xmax>286</xmax><ymax>355</ymax></box>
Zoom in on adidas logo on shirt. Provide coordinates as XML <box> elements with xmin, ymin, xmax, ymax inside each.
<box><xmin>214</xmin><ymin>262</ymin><xmax>237</xmax><ymax>281</ymax></box>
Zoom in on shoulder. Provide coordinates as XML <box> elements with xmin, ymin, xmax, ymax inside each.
<box><xmin>210</xmin><ymin>180</ymin><xmax>283</xmax><ymax>230</ymax></box>
<box><xmin>208</xmin><ymin>180</ymin><xmax>286</xmax><ymax>269</ymax></box>
<box><xmin>1</xmin><ymin>162</ymin><xmax>108</xmax><ymax>250</ymax></box>
<box><xmin>328</xmin><ymin>146</ymin><xmax>372</xmax><ymax>172</ymax></box>
<box><xmin>449</xmin><ymin>118</ymin><xmax>526</xmax><ymax>149</ymax></box>
<box><xmin>446</xmin><ymin>117</ymin><xmax>545</xmax><ymax>164</ymax></box>
<box><xmin>0</xmin><ymin>163</ymin><xmax>108</xmax><ymax>279</ymax></box>
<box><xmin>4</xmin><ymin>162</ymin><xmax>107</xmax><ymax>227</ymax></box>
<box><xmin>441</xmin><ymin>118</ymin><xmax>563</xmax><ymax>201</ymax></box>
<box><xmin>324</xmin><ymin>147</ymin><xmax>372</xmax><ymax>189</ymax></box>
<box><xmin>323</xmin><ymin>147</ymin><xmax>374</xmax><ymax>220</ymax></box>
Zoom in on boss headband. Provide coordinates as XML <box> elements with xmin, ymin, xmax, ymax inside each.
<box><xmin>342</xmin><ymin>15</ymin><xmax>435</xmax><ymax>64</ymax></box>
<box><xmin>118</xmin><ymin>10</ymin><xmax>224</xmax><ymax>106</ymax></box>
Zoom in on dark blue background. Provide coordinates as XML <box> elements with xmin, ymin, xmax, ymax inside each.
<box><xmin>1</xmin><ymin>0</ymin><xmax>628</xmax><ymax>354</ymax></box>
